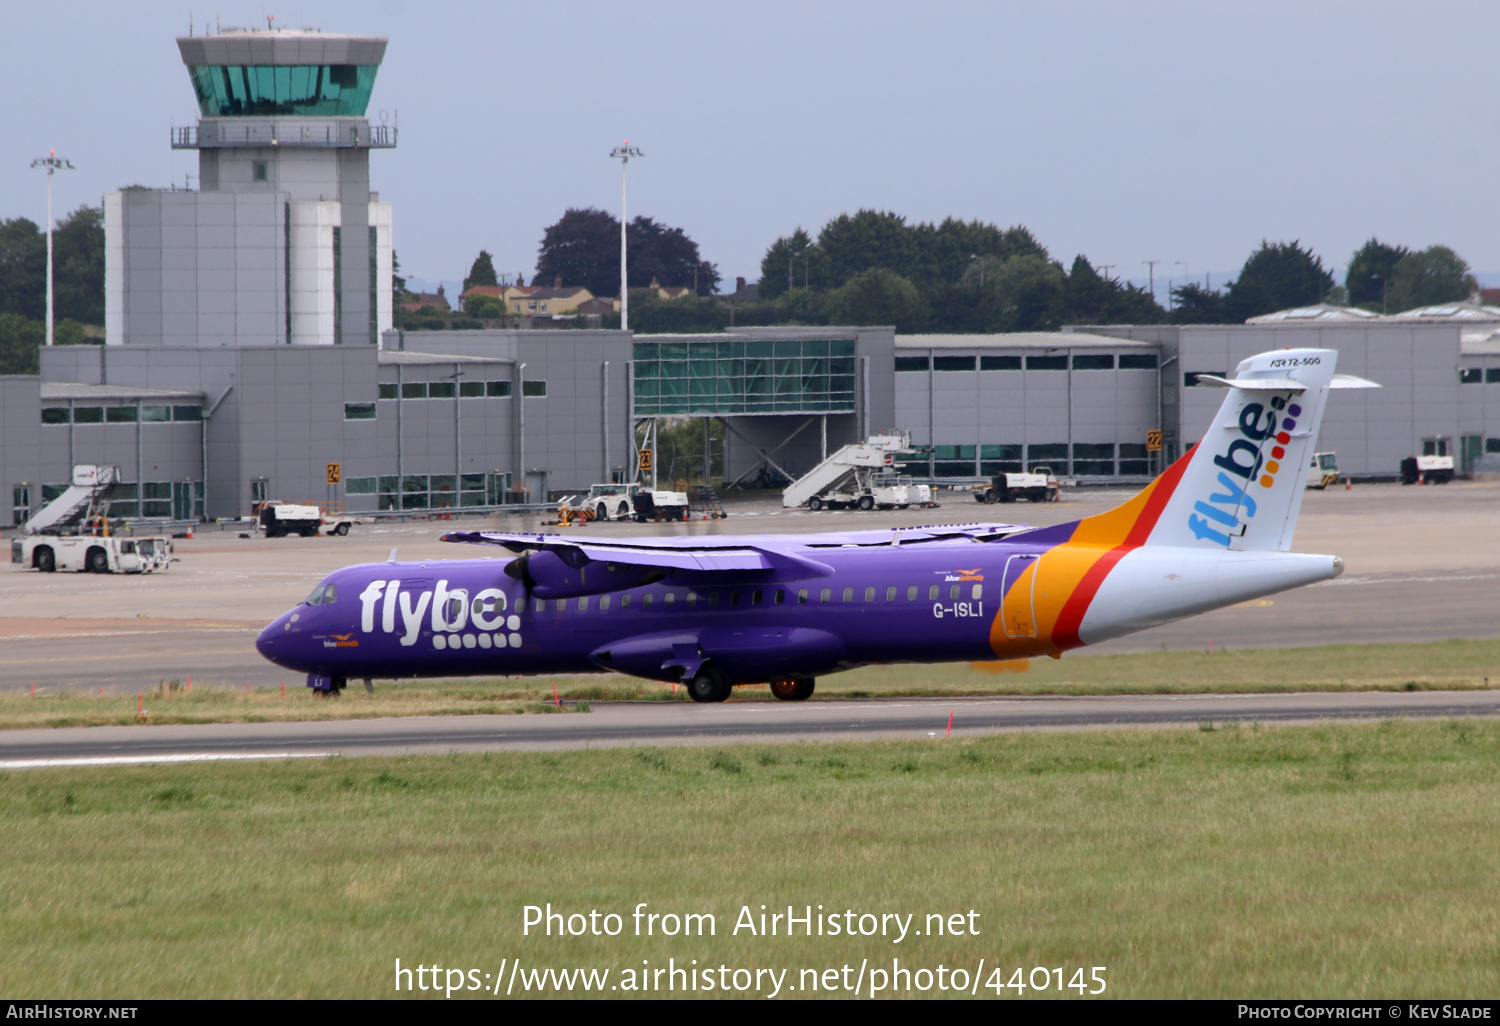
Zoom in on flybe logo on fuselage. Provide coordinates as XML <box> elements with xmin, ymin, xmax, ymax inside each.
<box><xmin>354</xmin><ymin>578</ymin><xmax>523</xmax><ymax>650</ymax></box>
<box><xmin>1188</xmin><ymin>396</ymin><xmax>1303</xmax><ymax>547</ymax></box>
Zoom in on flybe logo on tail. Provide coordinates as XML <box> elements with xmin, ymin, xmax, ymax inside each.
<box><xmin>1189</xmin><ymin>396</ymin><xmax>1302</xmax><ymax>547</ymax></box>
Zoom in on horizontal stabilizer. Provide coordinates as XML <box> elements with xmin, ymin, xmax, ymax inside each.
<box><xmin>1330</xmin><ymin>373</ymin><xmax>1381</xmax><ymax>389</ymax></box>
<box><xmin>1191</xmin><ymin>374</ymin><xmax>1306</xmax><ymax>392</ymax></box>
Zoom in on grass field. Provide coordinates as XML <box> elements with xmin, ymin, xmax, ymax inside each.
<box><xmin>4</xmin><ymin>637</ymin><xmax>1498</xmax><ymax>730</ymax></box>
<box><xmin>2</xmin><ymin>719</ymin><xmax>1498</xmax><ymax>998</ymax></box>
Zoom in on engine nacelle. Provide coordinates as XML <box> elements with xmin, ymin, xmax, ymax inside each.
<box><xmin>504</xmin><ymin>549</ymin><xmax>667</xmax><ymax>599</ymax></box>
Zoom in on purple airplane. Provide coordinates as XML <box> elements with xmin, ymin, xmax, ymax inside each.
<box><xmin>256</xmin><ymin>347</ymin><xmax>1374</xmax><ymax>702</ymax></box>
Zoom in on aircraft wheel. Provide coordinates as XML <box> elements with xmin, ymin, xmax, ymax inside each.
<box><xmin>857</xmin><ymin>495</ymin><xmax>875</xmax><ymax>511</ymax></box>
<box><xmin>687</xmin><ymin>666</ymin><xmax>732</xmax><ymax>703</ymax></box>
<box><xmin>86</xmin><ymin>547</ymin><xmax>110</xmax><ymax>573</ymax></box>
<box><xmin>770</xmin><ymin>678</ymin><xmax>815</xmax><ymax>701</ymax></box>
<box><xmin>808</xmin><ymin>497</ymin><xmax>823</xmax><ymax>511</ymax></box>
<box><xmin>35</xmin><ymin>547</ymin><xmax>55</xmax><ymax>572</ymax></box>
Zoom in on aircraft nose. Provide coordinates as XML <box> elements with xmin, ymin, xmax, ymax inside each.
<box><xmin>255</xmin><ymin>610</ymin><xmax>301</xmax><ymax>666</ymax></box>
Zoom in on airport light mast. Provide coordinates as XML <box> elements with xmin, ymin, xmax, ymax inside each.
<box><xmin>610</xmin><ymin>142</ymin><xmax>643</xmax><ymax>331</ymax></box>
<box><xmin>30</xmin><ymin>151</ymin><xmax>75</xmax><ymax>347</ymax></box>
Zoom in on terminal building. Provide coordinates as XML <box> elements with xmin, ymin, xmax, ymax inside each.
<box><xmin>4</xmin><ymin>27</ymin><xmax>1500</xmax><ymax>527</ymax></box>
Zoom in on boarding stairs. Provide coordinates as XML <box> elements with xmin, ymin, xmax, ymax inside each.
<box><xmin>781</xmin><ymin>432</ymin><xmax>914</xmax><ymax>509</ymax></box>
<box><xmin>694</xmin><ymin>483</ymin><xmax>728</xmax><ymax>519</ymax></box>
<box><xmin>24</xmin><ymin>465</ymin><xmax>119</xmax><ymax>534</ymax></box>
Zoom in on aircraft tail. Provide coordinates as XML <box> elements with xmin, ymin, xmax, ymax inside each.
<box><xmin>1017</xmin><ymin>348</ymin><xmax>1353</xmax><ymax>554</ymax></box>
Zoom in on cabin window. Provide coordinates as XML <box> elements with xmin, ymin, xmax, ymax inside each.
<box><xmin>730</xmin><ymin>591</ymin><xmax>741</xmax><ymax>607</ymax></box>
<box><xmin>621</xmin><ymin>595</ymin><xmax>631</xmax><ymax>610</ymax></box>
<box><xmin>578</xmin><ymin>596</ymin><xmax>589</xmax><ymax>611</ymax></box>
<box><xmin>907</xmin><ymin>585</ymin><xmax>918</xmax><ymax>601</ymax></box>
<box><xmin>444</xmin><ymin>596</ymin><xmax>464</xmax><ymax>623</ymax></box>
<box><xmin>775</xmin><ymin>589</ymin><xmax>786</xmax><ymax>605</ymax></box>
<box><xmin>950</xmin><ymin>584</ymin><xmax>960</xmax><ymax>600</ymax></box>
<box><xmin>643</xmin><ymin>594</ymin><xmax>654</xmax><ymax>609</ymax></box>
<box><xmin>929</xmin><ymin>584</ymin><xmax>940</xmax><ymax>600</ymax></box>
<box><xmin>599</xmin><ymin>595</ymin><xmax>611</xmax><ymax>611</ymax></box>
<box><xmin>864</xmin><ymin>586</ymin><xmax>876</xmax><ymax>602</ymax></box>
<box><xmin>886</xmin><ymin>586</ymin><xmax>896</xmax><ymax>601</ymax></box>
<box><xmin>752</xmin><ymin>590</ymin><xmax>763</xmax><ymax>606</ymax></box>
<box><xmin>686</xmin><ymin>592</ymin><xmax>698</xmax><ymax>608</ymax></box>
<box><xmin>843</xmin><ymin>587</ymin><xmax>854</xmax><ymax>602</ymax></box>
<box><xmin>664</xmin><ymin>592</ymin><xmax>676</xmax><ymax>607</ymax></box>
<box><xmin>972</xmin><ymin>584</ymin><xmax>983</xmax><ymax>600</ymax></box>
<box><xmin>798</xmin><ymin>589</ymin><xmax>809</xmax><ymax>604</ymax></box>
<box><xmin>820</xmin><ymin>588</ymin><xmax>831</xmax><ymax>604</ymax></box>
<box><xmin>707</xmin><ymin>592</ymin><xmax>719</xmax><ymax>608</ymax></box>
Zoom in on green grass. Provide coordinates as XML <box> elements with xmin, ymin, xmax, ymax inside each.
<box><xmin>3</xmin><ymin>720</ymin><xmax>1499</xmax><ymax>997</ymax></box>
<box><xmin>6</xmin><ymin>638</ymin><xmax>1499</xmax><ymax>730</ymax></box>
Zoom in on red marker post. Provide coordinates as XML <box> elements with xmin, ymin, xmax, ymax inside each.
<box><xmin>552</xmin><ymin>682</ymin><xmax>562</xmax><ymax>707</ymax></box>
<box><xmin>946</xmin><ymin>710</ymin><xmax>953</xmax><ymax>738</ymax></box>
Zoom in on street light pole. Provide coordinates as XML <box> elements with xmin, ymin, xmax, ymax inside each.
<box><xmin>609</xmin><ymin>141</ymin><xmax>643</xmax><ymax>331</ymax></box>
<box><xmin>1144</xmin><ymin>260</ymin><xmax>1160</xmax><ymax>305</ymax></box>
<box><xmin>31</xmin><ymin>151</ymin><xmax>75</xmax><ymax>347</ymax></box>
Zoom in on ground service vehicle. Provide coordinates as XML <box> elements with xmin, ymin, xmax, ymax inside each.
<box><xmin>257</xmin><ymin>501</ymin><xmax>353</xmax><ymax>537</ymax></box>
<box><xmin>1400</xmin><ymin>455</ymin><xmax>1455</xmax><ymax>485</ymax></box>
<box><xmin>13</xmin><ymin>534</ymin><xmax>172</xmax><ymax>573</ymax></box>
<box><xmin>631</xmin><ymin>488</ymin><xmax>691</xmax><ymax>522</ymax></box>
<box><xmin>784</xmin><ymin>432</ymin><xmax>931</xmax><ymax>511</ymax></box>
<box><xmin>257</xmin><ymin>347</ymin><xmax>1380</xmax><ymax>700</ymax></box>
<box><xmin>975</xmin><ymin>467</ymin><xmax>1058</xmax><ymax>503</ymax></box>
<box><xmin>1306</xmin><ymin>452</ymin><xmax>1340</xmax><ymax>488</ymax></box>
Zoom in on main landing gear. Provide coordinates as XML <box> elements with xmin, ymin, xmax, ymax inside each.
<box><xmin>770</xmin><ymin>678</ymin><xmax>815</xmax><ymax>701</ymax></box>
<box><xmin>687</xmin><ymin>665</ymin><xmax>733</xmax><ymax>703</ymax></box>
<box><xmin>683</xmin><ymin>667</ymin><xmax>818</xmax><ymax>703</ymax></box>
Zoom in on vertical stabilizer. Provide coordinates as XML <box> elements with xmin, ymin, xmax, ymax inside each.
<box><xmin>1145</xmin><ymin>348</ymin><xmax>1338</xmax><ymax>552</ymax></box>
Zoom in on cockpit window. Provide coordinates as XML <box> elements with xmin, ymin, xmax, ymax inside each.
<box><xmin>305</xmin><ymin>581</ymin><xmax>338</xmax><ymax>605</ymax></box>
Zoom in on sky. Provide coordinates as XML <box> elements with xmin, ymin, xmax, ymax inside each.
<box><xmin>4</xmin><ymin>0</ymin><xmax>1500</xmax><ymax>298</ymax></box>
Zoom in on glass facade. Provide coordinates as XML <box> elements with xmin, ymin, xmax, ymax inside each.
<box><xmin>187</xmin><ymin>64</ymin><xmax>379</xmax><ymax>117</ymax></box>
<box><xmin>633</xmin><ymin>338</ymin><xmax>857</xmax><ymax>416</ymax></box>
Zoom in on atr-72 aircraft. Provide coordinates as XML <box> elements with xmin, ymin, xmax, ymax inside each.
<box><xmin>256</xmin><ymin>347</ymin><xmax>1374</xmax><ymax>702</ymax></box>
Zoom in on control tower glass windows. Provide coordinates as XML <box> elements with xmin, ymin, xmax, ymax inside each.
<box><xmin>187</xmin><ymin>64</ymin><xmax>379</xmax><ymax>117</ymax></box>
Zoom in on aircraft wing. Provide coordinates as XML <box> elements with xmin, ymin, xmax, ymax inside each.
<box><xmin>442</xmin><ymin>531</ymin><xmax>837</xmax><ymax>580</ymax></box>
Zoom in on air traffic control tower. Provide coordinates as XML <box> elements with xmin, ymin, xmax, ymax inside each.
<box><xmin>105</xmin><ymin>29</ymin><xmax>394</xmax><ymax>347</ymax></box>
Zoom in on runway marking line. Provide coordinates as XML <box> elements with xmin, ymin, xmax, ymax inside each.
<box><xmin>0</xmin><ymin>752</ymin><xmax>334</xmax><ymax>771</ymax></box>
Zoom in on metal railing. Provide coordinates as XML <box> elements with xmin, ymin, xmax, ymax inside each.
<box><xmin>171</xmin><ymin>123</ymin><xmax>397</xmax><ymax>149</ymax></box>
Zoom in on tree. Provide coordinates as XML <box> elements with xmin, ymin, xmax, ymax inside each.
<box><xmin>1063</xmin><ymin>255</ymin><xmax>1163</xmax><ymax>325</ymax></box>
<box><xmin>534</xmin><ymin>208</ymin><xmax>718</xmax><ymax>298</ymax></box>
<box><xmin>0</xmin><ymin>312</ymin><xmax>43</xmax><ymax>374</ymax></box>
<box><xmin>1168</xmin><ymin>282</ymin><xmax>1235</xmax><ymax>323</ymax></box>
<box><xmin>52</xmin><ymin>205</ymin><xmax>104</xmax><ymax>325</ymax></box>
<box><xmin>984</xmin><ymin>255</ymin><xmax>1067</xmax><ymax>331</ymax></box>
<box><xmin>825</xmin><ymin>268</ymin><xmax>928</xmax><ymax>331</ymax></box>
<box><xmin>463</xmin><ymin>250</ymin><xmax>498</xmax><ymax>294</ymax></box>
<box><xmin>1385</xmin><ymin>245</ymin><xmax>1476</xmax><ymax>312</ymax></box>
<box><xmin>1222</xmin><ymin>241</ymin><xmax>1335</xmax><ymax>321</ymax></box>
<box><xmin>758</xmin><ymin>228</ymin><xmax>823</xmax><ymax>301</ymax></box>
<box><xmin>817</xmin><ymin>210</ymin><xmax>920</xmax><ymax>289</ymax></box>
<box><xmin>1345</xmin><ymin>238</ymin><xmax>1407</xmax><ymax>311</ymax></box>
<box><xmin>392</xmin><ymin>250</ymin><xmax>411</xmax><ymax>303</ymax></box>
<box><xmin>0</xmin><ymin>217</ymin><xmax>46</xmax><ymax>321</ymax></box>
